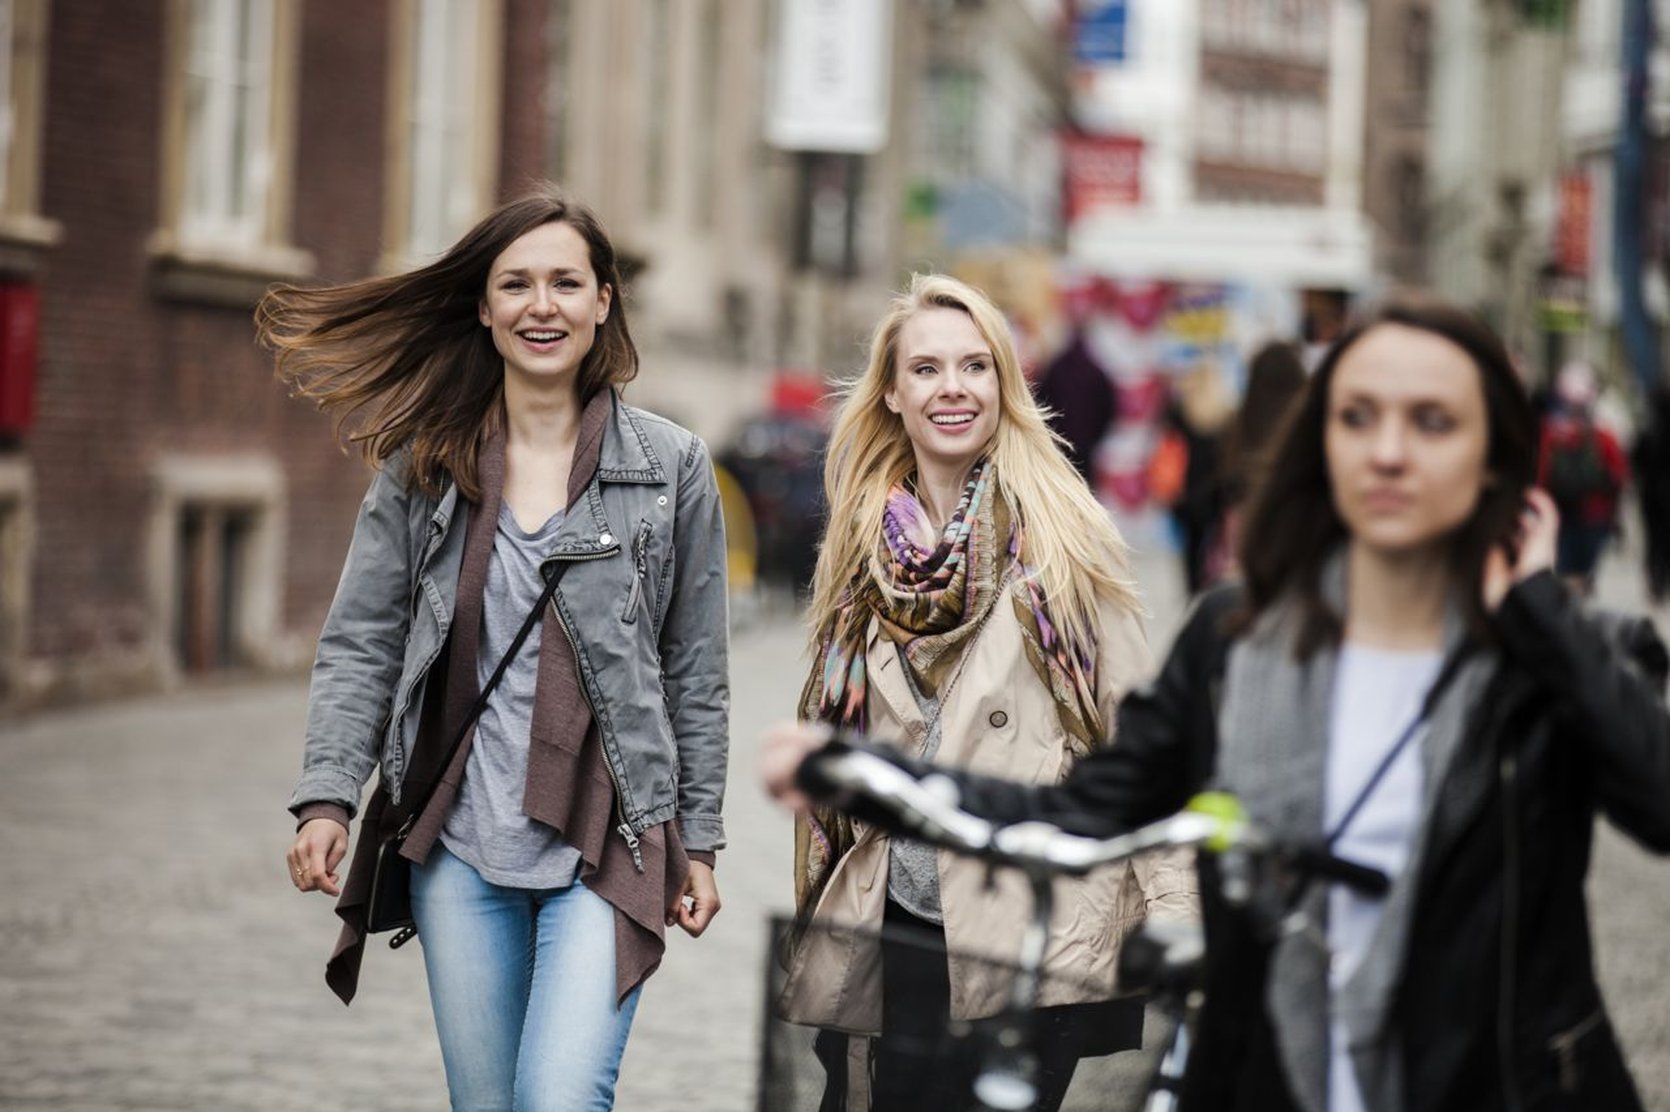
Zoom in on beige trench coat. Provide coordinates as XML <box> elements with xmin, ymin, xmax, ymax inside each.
<box><xmin>781</xmin><ymin>590</ymin><xmax>1198</xmax><ymax>1037</ymax></box>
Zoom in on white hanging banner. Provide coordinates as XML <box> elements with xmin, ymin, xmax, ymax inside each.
<box><xmin>766</xmin><ymin>0</ymin><xmax>893</xmax><ymax>154</ymax></box>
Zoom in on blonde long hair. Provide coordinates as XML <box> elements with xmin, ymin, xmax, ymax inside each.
<box><xmin>806</xmin><ymin>273</ymin><xmax>1141</xmax><ymax>656</ymax></box>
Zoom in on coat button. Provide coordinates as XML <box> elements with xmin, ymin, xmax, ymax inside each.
<box><xmin>989</xmin><ymin>711</ymin><xmax>1008</xmax><ymax>728</ymax></box>
<box><xmin>599</xmin><ymin>532</ymin><xmax>614</xmax><ymax>547</ymax></box>
<box><xmin>658</xmin><ymin>495</ymin><xmax>668</xmax><ymax>506</ymax></box>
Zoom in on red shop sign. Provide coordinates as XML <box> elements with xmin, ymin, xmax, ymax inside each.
<box><xmin>1063</xmin><ymin>132</ymin><xmax>1144</xmax><ymax>222</ymax></box>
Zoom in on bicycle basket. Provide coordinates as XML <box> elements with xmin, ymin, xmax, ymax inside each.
<box><xmin>759</xmin><ymin>914</ymin><xmax>1162</xmax><ymax>1112</ymax></box>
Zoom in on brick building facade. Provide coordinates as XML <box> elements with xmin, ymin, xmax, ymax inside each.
<box><xmin>0</xmin><ymin>0</ymin><xmax>1056</xmax><ymax>706</ymax></box>
<box><xmin>2</xmin><ymin>0</ymin><xmax>568</xmax><ymax>704</ymax></box>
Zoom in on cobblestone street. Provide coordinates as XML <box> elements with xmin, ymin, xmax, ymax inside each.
<box><xmin>2</xmin><ymin>543</ymin><xmax>1668</xmax><ymax>1110</ymax></box>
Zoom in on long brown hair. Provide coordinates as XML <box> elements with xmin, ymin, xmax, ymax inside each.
<box><xmin>1236</xmin><ymin>295</ymin><xmax>1537</xmax><ymax>656</ymax></box>
<box><xmin>255</xmin><ymin>186</ymin><xmax>638</xmax><ymax>499</ymax></box>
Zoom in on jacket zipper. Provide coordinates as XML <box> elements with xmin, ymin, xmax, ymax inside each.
<box><xmin>1548</xmin><ymin>1007</ymin><xmax>1603</xmax><ymax>1094</ymax></box>
<box><xmin>622</xmin><ymin>520</ymin><xmax>652</xmax><ymax>624</ymax></box>
<box><xmin>544</xmin><ymin>552</ymin><xmax>645</xmax><ymax>873</ymax></box>
<box><xmin>1498</xmin><ymin>750</ymin><xmax>1524</xmax><ymax>1112</ymax></box>
<box><xmin>388</xmin><ymin>511</ymin><xmax>451</xmax><ymax>801</ymax></box>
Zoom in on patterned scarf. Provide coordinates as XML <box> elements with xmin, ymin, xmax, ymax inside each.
<box><xmin>792</xmin><ymin>459</ymin><xmax>1102</xmax><ymax>917</ymax></box>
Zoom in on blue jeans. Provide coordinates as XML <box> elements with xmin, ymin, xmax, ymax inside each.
<box><xmin>410</xmin><ymin>845</ymin><xmax>642</xmax><ymax>1111</ymax></box>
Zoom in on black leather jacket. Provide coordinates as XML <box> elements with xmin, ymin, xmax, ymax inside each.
<box><xmin>815</xmin><ymin>572</ymin><xmax>1670</xmax><ymax>1111</ymax></box>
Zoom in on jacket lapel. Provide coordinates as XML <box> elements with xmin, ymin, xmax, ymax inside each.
<box><xmin>865</xmin><ymin>619</ymin><xmax>929</xmax><ymax>755</ymax></box>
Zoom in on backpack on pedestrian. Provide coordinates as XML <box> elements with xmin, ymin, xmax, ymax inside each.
<box><xmin>1545</xmin><ymin>421</ymin><xmax>1619</xmax><ymax>518</ymax></box>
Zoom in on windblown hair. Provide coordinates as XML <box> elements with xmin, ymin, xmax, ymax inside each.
<box><xmin>805</xmin><ymin>273</ymin><xmax>1141</xmax><ymax>657</ymax></box>
<box><xmin>1236</xmin><ymin>295</ymin><xmax>1538</xmax><ymax>656</ymax></box>
<box><xmin>255</xmin><ymin>186</ymin><xmax>637</xmax><ymax>500</ymax></box>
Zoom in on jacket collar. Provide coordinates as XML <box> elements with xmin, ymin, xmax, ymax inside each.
<box><xmin>597</xmin><ymin>389</ymin><xmax>666</xmax><ymax>484</ymax></box>
<box><xmin>431</xmin><ymin>392</ymin><xmax>631</xmax><ymax>560</ymax></box>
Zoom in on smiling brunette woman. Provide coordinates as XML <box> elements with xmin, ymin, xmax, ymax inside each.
<box><xmin>781</xmin><ymin>273</ymin><xmax>1195</xmax><ymax>1111</ymax></box>
<box><xmin>257</xmin><ymin>188</ymin><xmax>730</xmax><ymax>1111</ymax></box>
<box><xmin>765</xmin><ymin>295</ymin><xmax>1670</xmax><ymax>1111</ymax></box>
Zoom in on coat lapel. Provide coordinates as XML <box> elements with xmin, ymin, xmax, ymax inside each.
<box><xmin>865</xmin><ymin>618</ymin><xmax>929</xmax><ymax>755</ymax></box>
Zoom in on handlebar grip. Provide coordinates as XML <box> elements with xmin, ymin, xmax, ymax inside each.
<box><xmin>1290</xmin><ymin>843</ymin><xmax>1391</xmax><ymax>896</ymax></box>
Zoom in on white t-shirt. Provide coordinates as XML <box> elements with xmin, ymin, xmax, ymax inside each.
<box><xmin>1324</xmin><ymin>642</ymin><xmax>1443</xmax><ymax>1112</ymax></box>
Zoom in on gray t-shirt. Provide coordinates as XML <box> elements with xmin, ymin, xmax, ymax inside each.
<box><xmin>440</xmin><ymin>503</ymin><xmax>584</xmax><ymax>889</ymax></box>
<box><xmin>887</xmin><ymin>644</ymin><xmax>944</xmax><ymax>923</ymax></box>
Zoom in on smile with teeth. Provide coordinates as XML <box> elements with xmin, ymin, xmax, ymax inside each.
<box><xmin>930</xmin><ymin>413</ymin><xmax>976</xmax><ymax>426</ymax></box>
<box><xmin>520</xmin><ymin>329</ymin><xmax>567</xmax><ymax>343</ymax></box>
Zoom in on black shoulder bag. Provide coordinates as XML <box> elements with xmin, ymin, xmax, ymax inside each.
<box><xmin>366</xmin><ymin>559</ymin><xmax>569</xmax><ymax>949</ymax></box>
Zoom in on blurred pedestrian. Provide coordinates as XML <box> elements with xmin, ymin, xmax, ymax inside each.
<box><xmin>765</xmin><ymin>294</ymin><xmax>1670</xmax><ymax>1112</ymax></box>
<box><xmin>1034</xmin><ymin>328</ymin><xmax>1116</xmax><ymax>482</ymax></box>
<box><xmin>258</xmin><ymin>187</ymin><xmax>730</xmax><ymax>1110</ymax></box>
<box><xmin>1633</xmin><ymin>384</ymin><xmax>1670</xmax><ymax>601</ymax></box>
<box><xmin>1166</xmin><ymin>362</ymin><xmax>1236</xmax><ymax>594</ymax></box>
<box><xmin>781</xmin><ymin>274</ymin><xmax>1191</xmax><ymax>1111</ymax></box>
<box><xmin>1538</xmin><ymin>361</ymin><xmax>1628</xmax><ymax>595</ymax></box>
<box><xmin>1212</xmin><ymin>341</ymin><xmax>1308</xmax><ymax>581</ymax></box>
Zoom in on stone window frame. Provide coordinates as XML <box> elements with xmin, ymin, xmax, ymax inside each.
<box><xmin>380</xmin><ymin>0</ymin><xmax>503</xmax><ymax>272</ymax></box>
<box><xmin>0</xmin><ymin>0</ymin><xmax>62</xmax><ymax>277</ymax></box>
<box><xmin>147</xmin><ymin>454</ymin><xmax>288</xmax><ymax>682</ymax></box>
<box><xmin>148</xmin><ymin>0</ymin><xmax>314</xmax><ymax>308</ymax></box>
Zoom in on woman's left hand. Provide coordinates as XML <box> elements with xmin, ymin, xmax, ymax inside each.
<box><xmin>1483</xmin><ymin>487</ymin><xmax>1559</xmax><ymax>613</ymax></box>
<box><xmin>671</xmin><ymin>861</ymin><xmax>721</xmax><ymax>937</ymax></box>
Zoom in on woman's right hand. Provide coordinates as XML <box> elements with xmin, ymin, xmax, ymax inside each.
<box><xmin>288</xmin><ymin>818</ymin><xmax>348</xmax><ymax>896</ymax></box>
<box><xmin>1483</xmin><ymin>487</ymin><xmax>1560</xmax><ymax>613</ymax></box>
<box><xmin>759</xmin><ymin>722</ymin><xmax>833</xmax><ymax>813</ymax></box>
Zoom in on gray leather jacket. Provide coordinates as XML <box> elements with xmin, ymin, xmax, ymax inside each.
<box><xmin>289</xmin><ymin>393</ymin><xmax>730</xmax><ymax>855</ymax></box>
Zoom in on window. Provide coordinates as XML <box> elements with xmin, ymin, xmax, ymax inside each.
<box><xmin>384</xmin><ymin>0</ymin><xmax>503</xmax><ymax>266</ymax></box>
<box><xmin>1202</xmin><ymin>0</ymin><xmax>1331</xmax><ymax>62</ymax></box>
<box><xmin>920</xmin><ymin>66</ymin><xmax>979</xmax><ymax>185</ymax></box>
<box><xmin>0</xmin><ymin>0</ymin><xmax>56</xmax><ymax>267</ymax></box>
<box><xmin>1202</xmin><ymin>88</ymin><xmax>1242</xmax><ymax>161</ymax></box>
<box><xmin>1284</xmin><ymin>98</ymin><xmax>1327</xmax><ymax>174</ymax></box>
<box><xmin>153</xmin><ymin>0</ymin><xmax>308</xmax><ymax>303</ymax></box>
<box><xmin>181</xmin><ymin>0</ymin><xmax>272</xmax><ymax>246</ymax></box>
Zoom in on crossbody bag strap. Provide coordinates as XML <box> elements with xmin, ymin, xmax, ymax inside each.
<box><xmin>397</xmin><ymin>558</ymin><xmax>570</xmax><ymax>834</ymax></box>
<box><xmin>1321</xmin><ymin>642</ymin><xmax>1475</xmax><ymax>850</ymax></box>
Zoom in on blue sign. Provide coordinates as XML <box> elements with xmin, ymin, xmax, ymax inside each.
<box><xmin>1075</xmin><ymin>0</ymin><xmax>1129</xmax><ymax>66</ymax></box>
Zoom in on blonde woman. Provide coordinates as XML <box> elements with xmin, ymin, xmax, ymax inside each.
<box><xmin>785</xmin><ymin>274</ymin><xmax>1195</xmax><ymax>1111</ymax></box>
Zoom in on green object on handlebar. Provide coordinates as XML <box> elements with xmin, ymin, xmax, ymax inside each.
<box><xmin>1185</xmin><ymin>791</ymin><xmax>1246</xmax><ymax>853</ymax></box>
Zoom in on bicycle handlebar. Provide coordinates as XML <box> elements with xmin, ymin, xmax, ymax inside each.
<box><xmin>805</xmin><ymin>744</ymin><xmax>1390</xmax><ymax>895</ymax></box>
<box><xmin>809</xmin><ymin>746</ymin><xmax>1244</xmax><ymax>875</ymax></box>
